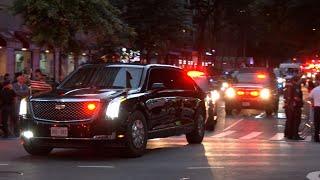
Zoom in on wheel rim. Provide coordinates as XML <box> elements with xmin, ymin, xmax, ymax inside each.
<box><xmin>197</xmin><ymin>115</ymin><xmax>205</xmax><ymax>136</ymax></box>
<box><xmin>131</xmin><ymin>120</ymin><xmax>145</xmax><ymax>149</ymax></box>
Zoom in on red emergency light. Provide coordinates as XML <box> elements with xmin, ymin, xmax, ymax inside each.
<box><xmin>257</xmin><ymin>74</ymin><xmax>266</xmax><ymax>79</ymax></box>
<box><xmin>187</xmin><ymin>70</ymin><xmax>205</xmax><ymax>78</ymax></box>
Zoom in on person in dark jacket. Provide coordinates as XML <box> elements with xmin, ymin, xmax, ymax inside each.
<box><xmin>12</xmin><ymin>75</ymin><xmax>30</xmax><ymax>136</ymax></box>
<box><xmin>284</xmin><ymin>78</ymin><xmax>294</xmax><ymax>139</ymax></box>
<box><xmin>291</xmin><ymin>76</ymin><xmax>304</xmax><ymax>140</ymax></box>
<box><xmin>0</xmin><ymin>81</ymin><xmax>17</xmax><ymax>138</ymax></box>
<box><xmin>284</xmin><ymin>75</ymin><xmax>304</xmax><ymax>140</ymax></box>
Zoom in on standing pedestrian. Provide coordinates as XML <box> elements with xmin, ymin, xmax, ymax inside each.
<box><xmin>0</xmin><ymin>81</ymin><xmax>16</xmax><ymax>138</ymax></box>
<box><xmin>13</xmin><ymin>75</ymin><xmax>30</xmax><ymax>137</ymax></box>
<box><xmin>284</xmin><ymin>77</ymin><xmax>295</xmax><ymax>139</ymax></box>
<box><xmin>308</xmin><ymin>74</ymin><xmax>320</xmax><ymax>142</ymax></box>
<box><xmin>291</xmin><ymin>75</ymin><xmax>304</xmax><ymax>140</ymax></box>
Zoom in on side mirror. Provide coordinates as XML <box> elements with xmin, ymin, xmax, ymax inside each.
<box><xmin>151</xmin><ymin>83</ymin><xmax>165</xmax><ymax>90</ymax></box>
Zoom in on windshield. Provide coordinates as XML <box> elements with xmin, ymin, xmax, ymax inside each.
<box><xmin>235</xmin><ymin>73</ymin><xmax>270</xmax><ymax>84</ymax></box>
<box><xmin>59</xmin><ymin>66</ymin><xmax>143</xmax><ymax>89</ymax></box>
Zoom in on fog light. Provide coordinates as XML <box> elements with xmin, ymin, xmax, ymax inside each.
<box><xmin>22</xmin><ymin>131</ymin><xmax>34</xmax><ymax>139</ymax></box>
<box><xmin>117</xmin><ymin>134</ymin><xmax>125</xmax><ymax>138</ymax></box>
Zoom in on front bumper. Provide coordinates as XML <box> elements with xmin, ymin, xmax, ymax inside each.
<box><xmin>20</xmin><ymin>115</ymin><xmax>128</xmax><ymax>148</ymax></box>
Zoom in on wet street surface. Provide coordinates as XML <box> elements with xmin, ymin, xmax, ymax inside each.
<box><xmin>0</xmin><ymin>100</ymin><xmax>319</xmax><ymax>180</ymax></box>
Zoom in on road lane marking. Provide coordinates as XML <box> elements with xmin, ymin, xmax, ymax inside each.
<box><xmin>223</xmin><ymin>119</ymin><xmax>244</xmax><ymax>131</ymax></box>
<box><xmin>305</xmin><ymin>136</ymin><xmax>312</xmax><ymax>141</ymax></box>
<box><xmin>277</xmin><ymin>113</ymin><xmax>286</xmax><ymax>119</ymax></box>
<box><xmin>254</xmin><ymin>113</ymin><xmax>265</xmax><ymax>119</ymax></box>
<box><xmin>239</xmin><ymin>132</ymin><xmax>262</xmax><ymax>140</ymax></box>
<box><xmin>0</xmin><ymin>164</ymin><xmax>8</xmax><ymax>166</ymax></box>
<box><xmin>77</xmin><ymin>165</ymin><xmax>114</xmax><ymax>168</ymax></box>
<box><xmin>307</xmin><ymin>171</ymin><xmax>320</xmax><ymax>180</ymax></box>
<box><xmin>211</xmin><ymin>130</ymin><xmax>236</xmax><ymax>138</ymax></box>
<box><xmin>204</xmin><ymin>153</ymin><xmax>292</xmax><ymax>157</ymax></box>
<box><xmin>269</xmin><ymin>133</ymin><xmax>284</xmax><ymax>141</ymax></box>
<box><xmin>187</xmin><ymin>166</ymin><xmax>225</xmax><ymax>170</ymax></box>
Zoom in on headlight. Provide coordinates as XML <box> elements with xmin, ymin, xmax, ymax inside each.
<box><xmin>22</xmin><ymin>130</ymin><xmax>34</xmax><ymax>139</ymax></box>
<box><xmin>210</xmin><ymin>90</ymin><xmax>220</xmax><ymax>102</ymax></box>
<box><xmin>221</xmin><ymin>82</ymin><xmax>229</xmax><ymax>91</ymax></box>
<box><xmin>260</xmin><ymin>88</ymin><xmax>271</xmax><ymax>100</ymax></box>
<box><xmin>225</xmin><ymin>88</ymin><xmax>236</xmax><ymax>98</ymax></box>
<box><xmin>19</xmin><ymin>98</ymin><xmax>27</xmax><ymax>115</ymax></box>
<box><xmin>105</xmin><ymin>97</ymin><xmax>126</xmax><ymax>120</ymax></box>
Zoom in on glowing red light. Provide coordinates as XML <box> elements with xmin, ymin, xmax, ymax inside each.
<box><xmin>250</xmin><ymin>91</ymin><xmax>260</xmax><ymax>97</ymax></box>
<box><xmin>187</xmin><ymin>71</ymin><xmax>205</xmax><ymax>78</ymax></box>
<box><xmin>257</xmin><ymin>74</ymin><xmax>266</xmax><ymax>79</ymax></box>
<box><xmin>237</xmin><ymin>91</ymin><xmax>245</xmax><ymax>96</ymax></box>
<box><xmin>87</xmin><ymin>103</ymin><xmax>96</xmax><ymax>111</ymax></box>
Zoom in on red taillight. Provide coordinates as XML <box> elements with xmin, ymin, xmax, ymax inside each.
<box><xmin>187</xmin><ymin>71</ymin><xmax>205</xmax><ymax>78</ymax></box>
<box><xmin>87</xmin><ymin>103</ymin><xmax>97</xmax><ymax>111</ymax></box>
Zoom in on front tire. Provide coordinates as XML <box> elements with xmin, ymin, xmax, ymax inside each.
<box><xmin>186</xmin><ymin>110</ymin><xmax>205</xmax><ymax>144</ymax></box>
<box><xmin>124</xmin><ymin>111</ymin><xmax>148</xmax><ymax>158</ymax></box>
<box><xmin>23</xmin><ymin>142</ymin><xmax>52</xmax><ymax>156</ymax></box>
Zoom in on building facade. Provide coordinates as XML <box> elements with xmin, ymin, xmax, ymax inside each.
<box><xmin>0</xmin><ymin>1</ymin><xmax>88</xmax><ymax>81</ymax></box>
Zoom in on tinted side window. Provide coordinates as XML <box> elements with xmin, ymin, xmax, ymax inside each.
<box><xmin>148</xmin><ymin>68</ymin><xmax>174</xmax><ymax>90</ymax></box>
<box><xmin>172</xmin><ymin>70</ymin><xmax>196</xmax><ymax>91</ymax></box>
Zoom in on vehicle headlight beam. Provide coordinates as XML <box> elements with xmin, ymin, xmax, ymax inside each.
<box><xmin>225</xmin><ymin>88</ymin><xmax>236</xmax><ymax>98</ymax></box>
<box><xmin>19</xmin><ymin>98</ymin><xmax>27</xmax><ymax>115</ymax></box>
<box><xmin>105</xmin><ymin>97</ymin><xmax>126</xmax><ymax>120</ymax></box>
<box><xmin>260</xmin><ymin>88</ymin><xmax>271</xmax><ymax>100</ymax></box>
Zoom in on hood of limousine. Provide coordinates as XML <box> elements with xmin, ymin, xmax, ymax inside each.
<box><xmin>30</xmin><ymin>88</ymin><xmax>129</xmax><ymax>101</ymax></box>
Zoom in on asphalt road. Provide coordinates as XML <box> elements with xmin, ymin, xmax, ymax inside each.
<box><xmin>0</xmin><ymin>101</ymin><xmax>319</xmax><ymax>180</ymax></box>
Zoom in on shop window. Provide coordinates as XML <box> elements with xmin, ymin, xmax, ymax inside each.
<box><xmin>67</xmin><ymin>55</ymin><xmax>75</xmax><ymax>74</ymax></box>
<box><xmin>15</xmin><ymin>50</ymin><xmax>31</xmax><ymax>73</ymax></box>
<box><xmin>40</xmin><ymin>53</ymin><xmax>54</xmax><ymax>78</ymax></box>
<box><xmin>79</xmin><ymin>55</ymin><xmax>88</xmax><ymax>65</ymax></box>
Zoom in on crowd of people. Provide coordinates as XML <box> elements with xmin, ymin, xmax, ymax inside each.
<box><xmin>0</xmin><ymin>69</ymin><xmax>52</xmax><ymax>138</ymax></box>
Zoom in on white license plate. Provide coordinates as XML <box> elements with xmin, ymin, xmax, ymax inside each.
<box><xmin>50</xmin><ymin>127</ymin><xmax>68</xmax><ymax>137</ymax></box>
<box><xmin>242</xmin><ymin>102</ymin><xmax>250</xmax><ymax>107</ymax></box>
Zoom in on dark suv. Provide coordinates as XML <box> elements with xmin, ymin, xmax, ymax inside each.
<box><xmin>19</xmin><ymin>64</ymin><xmax>207</xmax><ymax>157</ymax></box>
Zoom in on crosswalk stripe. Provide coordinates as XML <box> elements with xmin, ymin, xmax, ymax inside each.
<box><xmin>212</xmin><ymin>131</ymin><xmax>236</xmax><ymax>138</ymax></box>
<box><xmin>305</xmin><ymin>136</ymin><xmax>312</xmax><ymax>141</ymax></box>
<box><xmin>269</xmin><ymin>133</ymin><xmax>284</xmax><ymax>141</ymax></box>
<box><xmin>239</xmin><ymin>132</ymin><xmax>263</xmax><ymax>140</ymax></box>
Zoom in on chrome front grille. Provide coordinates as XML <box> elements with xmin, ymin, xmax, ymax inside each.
<box><xmin>31</xmin><ymin>100</ymin><xmax>99</xmax><ymax>122</ymax></box>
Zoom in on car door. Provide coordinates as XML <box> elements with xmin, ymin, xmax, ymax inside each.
<box><xmin>173</xmin><ymin>70</ymin><xmax>200</xmax><ymax>126</ymax></box>
<box><xmin>145</xmin><ymin>68</ymin><xmax>178</xmax><ymax>130</ymax></box>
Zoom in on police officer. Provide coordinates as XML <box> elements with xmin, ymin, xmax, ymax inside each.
<box><xmin>291</xmin><ymin>75</ymin><xmax>304</xmax><ymax>140</ymax></box>
<box><xmin>284</xmin><ymin>77</ymin><xmax>294</xmax><ymax>139</ymax></box>
<box><xmin>284</xmin><ymin>75</ymin><xmax>304</xmax><ymax>140</ymax></box>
